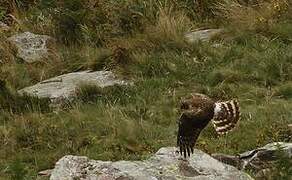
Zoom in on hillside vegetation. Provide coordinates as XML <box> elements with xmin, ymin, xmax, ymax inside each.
<box><xmin>0</xmin><ymin>0</ymin><xmax>291</xmax><ymax>179</ymax></box>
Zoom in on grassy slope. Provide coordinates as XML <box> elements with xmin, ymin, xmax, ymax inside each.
<box><xmin>0</xmin><ymin>0</ymin><xmax>292</xmax><ymax>179</ymax></box>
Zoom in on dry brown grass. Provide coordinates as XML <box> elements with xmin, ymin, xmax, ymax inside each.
<box><xmin>0</xmin><ymin>37</ymin><xmax>15</xmax><ymax>64</ymax></box>
<box><xmin>216</xmin><ymin>0</ymin><xmax>289</xmax><ymax>31</ymax></box>
<box><xmin>144</xmin><ymin>5</ymin><xmax>194</xmax><ymax>46</ymax></box>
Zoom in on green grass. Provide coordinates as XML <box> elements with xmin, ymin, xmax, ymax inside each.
<box><xmin>1</xmin><ymin>37</ymin><xmax>292</xmax><ymax>178</ymax></box>
<box><xmin>0</xmin><ymin>0</ymin><xmax>292</xmax><ymax>179</ymax></box>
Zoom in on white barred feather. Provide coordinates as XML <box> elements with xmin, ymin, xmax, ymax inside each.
<box><xmin>212</xmin><ymin>100</ymin><xmax>240</xmax><ymax>135</ymax></box>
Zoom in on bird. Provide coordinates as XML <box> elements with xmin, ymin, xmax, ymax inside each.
<box><xmin>177</xmin><ymin>93</ymin><xmax>240</xmax><ymax>158</ymax></box>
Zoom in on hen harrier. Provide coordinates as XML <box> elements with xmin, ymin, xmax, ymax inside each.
<box><xmin>177</xmin><ymin>93</ymin><xmax>240</xmax><ymax>158</ymax></box>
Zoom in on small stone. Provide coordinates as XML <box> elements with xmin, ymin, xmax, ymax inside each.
<box><xmin>288</xmin><ymin>124</ymin><xmax>292</xmax><ymax>130</ymax></box>
<box><xmin>38</xmin><ymin>169</ymin><xmax>53</xmax><ymax>177</ymax></box>
<box><xmin>185</xmin><ymin>29</ymin><xmax>223</xmax><ymax>43</ymax></box>
<box><xmin>8</xmin><ymin>32</ymin><xmax>56</xmax><ymax>63</ymax></box>
<box><xmin>0</xmin><ymin>21</ymin><xmax>10</xmax><ymax>31</ymax></box>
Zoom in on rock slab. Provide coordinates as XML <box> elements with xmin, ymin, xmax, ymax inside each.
<box><xmin>185</xmin><ymin>29</ymin><xmax>223</xmax><ymax>43</ymax></box>
<box><xmin>8</xmin><ymin>32</ymin><xmax>54</xmax><ymax>63</ymax></box>
<box><xmin>50</xmin><ymin>147</ymin><xmax>253</xmax><ymax>180</ymax></box>
<box><xmin>212</xmin><ymin>142</ymin><xmax>292</xmax><ymax>172</ymax></box>
<box><xmin>18</xmin><ymin>70</ymin><xmax>128</xmax><ymax>103</ymax></box>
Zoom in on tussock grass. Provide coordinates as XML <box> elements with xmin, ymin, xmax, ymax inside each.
<box><xmin>0</xmin><ymin>80</ymin><xmax>50</xmax><ymax>114</ymax></box>
<box><xmin>0</xmin><ymin>36</ymin><xmax>15</xmax><ymax>63</ymax></box>
<box><xmin>217</xmin><ymin>0</ymin><xmax>290</xmax><ymax>32</ymax></box>
<box><xmin>144</xmin><ymin>5</ymin><xmax>193</xmax><ymax>49</ymax></box>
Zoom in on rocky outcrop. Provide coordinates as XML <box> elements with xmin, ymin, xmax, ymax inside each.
<box><xmin>18</xmin><ymin>70</ymin><xmax>129</xmax><ymax>104</ymax></box>
<box><xmin>185</xmin><ymin>29</ymin><xmax>223</xmax><ymax>43</ymax></box>
<box><xmin>8</xmin><ymin>32</ymin><xmax>55</xmax><ymax>63</ymax></box>
<box><xmin>49</xmin><ymin>147</ymin><xmax>253</xmax><ymax>180</ymax></box>
<box><xmin>212</xmin><ymin>142</ymin><xmax>292</xmax><ymax>175</ymax></box>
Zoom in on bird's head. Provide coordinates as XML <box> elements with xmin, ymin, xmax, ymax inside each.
<box><xmin>179</xmin><ymin>99</ymin><xmax>203</xmax><ymax>119</ymax></box>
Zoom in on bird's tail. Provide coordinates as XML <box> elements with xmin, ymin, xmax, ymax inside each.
<box><xmin>212</xmin><ymin>99</ymin><xmax>240</xmax><ymax>135</ymax></box>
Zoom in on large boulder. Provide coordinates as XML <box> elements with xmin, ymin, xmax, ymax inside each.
<box><xmin>8</xmin><ymin>32</ymin><xmax>56</xmax><ymax>63</ymax></box>
<box><xmin>212</xmin><ymin>142</ymin><xmax>292</xmax><ymax>175</ymax></box>
<box><xmin>185</xmin><ymin>29</ymin><xmax>223</xmax><ymax>43</ymax></box>
<box><xmin>18</xmin><ymin>70</ymin><xmax>129</xmax><ymax>103</ymax></box>
<box><xmin>49</xmin><ymin>147</ymin><xmax>253</xmax><ymax>180</ymax></box>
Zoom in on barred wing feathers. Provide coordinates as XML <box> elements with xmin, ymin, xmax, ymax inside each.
<box><xmin>212</xmin><ymin>100</ymin><xmax>240</xmax><ymax>134</ymax></box>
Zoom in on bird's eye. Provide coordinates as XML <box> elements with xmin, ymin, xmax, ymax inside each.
<box><xmin>180</xmin><ymin>103</ymin><xmax>189</xmax><ymax>110</ymax></box>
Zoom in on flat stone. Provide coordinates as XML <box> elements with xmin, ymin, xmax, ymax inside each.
<box><xmin>212</xmin><ymin>142</ymin><xmax>292</xmax><ymax>172</ymax></box>
<box><xmin>185</xmin><ymin>29</ymin><xmax>223</xmax><ymax>43</ymax></box>
<box><xmin>18</xmin><ymin>70</ymin><xmax>129</xmax><ymax>103</ymax></box>
<box><xmin>50</xmin><ymin>147</ymin><xmax>253</xmax><ymax>180</ymax></box>
<box><xmin>8</xmin><ymin>32</ymin><xmax>54</xmax><ymax>63</ymax></box>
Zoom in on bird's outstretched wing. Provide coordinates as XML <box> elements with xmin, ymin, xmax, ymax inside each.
<box><xmin>177</xmin><ymin>113</ymin><xmax>203</xmax><ymax>158</ymax></box>
<box><xmin>212</xmin><ymin>100</ymin><xmax>240</xmax><ymax>134</ymax></box>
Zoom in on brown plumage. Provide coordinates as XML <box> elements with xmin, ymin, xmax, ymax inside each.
<box><xmin>177</xmin><ymin>93</ymin><xmax>240</xmax><ymax>158</ymax></box>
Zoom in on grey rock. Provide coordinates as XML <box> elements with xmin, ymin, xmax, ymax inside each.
<box><xmin>212</xmin><ymin>142</ymin><xmax>292</xmax><ymax>172</ymax></box>
<box><xmin>38</xmin><ymin>169</ymin><xmax>53</xmax><ymax>177</ymax></box>
<box><xmin>8</xmin><ymin>32</ymin><xmax>54</xmax><ymax>63</ymax></box>
<box><xmin>18</xmin><ymin>70</ymin><xmax>129</xmax><ymax>103</ymax></box>
<box><xmin>0</xmin><ymin>21</ymin><xmax>10</xmax><ymax>31</ymax></box>
<box><xmin>185</xmin><ymin>29</ymin><xmax>223</xmax><ymax>43</ymax></box>
<box><xmin>50</xmin><ymin>147</ymin><xmax>253</xmax><ymax>180</ymax></box>
<box><xmin>288</xmin><ymin>124</ymin><xmax>292</xmax><ymax>130</ymax></box>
